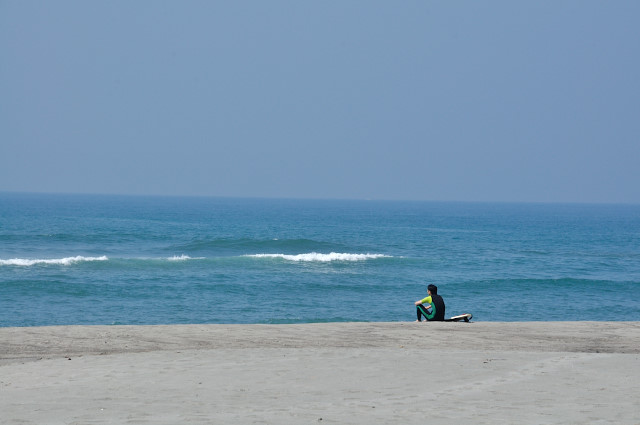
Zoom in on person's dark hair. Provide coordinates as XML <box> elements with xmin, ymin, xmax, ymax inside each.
<box><xmin>428</xmin><ymin>284</ymin><xmax>438</xmax><ymax>295</ymax></box>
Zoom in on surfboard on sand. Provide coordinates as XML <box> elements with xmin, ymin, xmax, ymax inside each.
<box><xmin>444</xmin><ymin>313</ymin><xmax>473</xmax><ymax>322</ymax></box>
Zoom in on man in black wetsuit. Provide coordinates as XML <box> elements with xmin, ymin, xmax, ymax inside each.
<box><xmin>414</xmin><ymin>284</ymin><xmax>445</xmax><ymax>321</ymax></box>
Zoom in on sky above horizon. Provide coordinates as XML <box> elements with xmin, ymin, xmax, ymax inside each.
<box><xmin>1</xmin><ymin>1</ymin><xmax>639</xmax><ymax>203</ymax></box>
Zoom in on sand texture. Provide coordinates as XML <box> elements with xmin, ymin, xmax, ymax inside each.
<box><xmin>1</xmin><ymin>321</ymin><xmax>639</xmax><ymax>424</ymax></box>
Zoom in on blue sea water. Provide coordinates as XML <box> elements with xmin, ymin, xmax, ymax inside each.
<box><xmin>1</xmin><ymin>193</ymin><xmax>639</xmax><ymax>326</ymax></box>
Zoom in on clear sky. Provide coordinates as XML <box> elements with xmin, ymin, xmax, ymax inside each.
<box><xmin>1</xmin><ymin>1</ymin><xmax>639</xmax><ymax>203</ymax></box>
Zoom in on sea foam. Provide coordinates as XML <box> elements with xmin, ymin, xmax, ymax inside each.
<box><xmin>0</xmin><ymin>256</ymin><xmax>109</xmax><ymax>266</ymax></box>
<box><xmin>246</xmin><ymin>252</ymin><xmax>390</xmax><ymax>262</ymax></box>
<box><xmin>167</xmin><ymin>255</ymin><xmax>205</xmax><ymax>261</ymax></box>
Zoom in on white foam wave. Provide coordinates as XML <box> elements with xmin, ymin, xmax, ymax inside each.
<box><xmin>0</xmin><ymin>256</ymin><xmax>109</xmax><ymax>266</ymax></box>
<box><xmin>246</xmin><ymin>252</ymin><xmax>390</xmax><ymax>262</ymax></box>
<box><xmin>167</xmin><ymin>255</ymin><xmax>203</xmax><ymax>261</ymax></box>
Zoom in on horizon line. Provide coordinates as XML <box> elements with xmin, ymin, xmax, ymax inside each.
<box><xmin>1</xmin><ymin>190</ymin><xmax>639</xmax><ymax>207</ymax></box>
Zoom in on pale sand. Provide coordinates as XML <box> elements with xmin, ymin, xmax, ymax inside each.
<box><xmin>1</xmin><ymin>322</ymin><xmax>639</xmax><ymax>424</ymax></box>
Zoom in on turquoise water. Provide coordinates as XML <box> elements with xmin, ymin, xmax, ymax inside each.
<box><xmin>1</xmin><ymin>193</ymin><xmax>639</xmax><ymax>326</ymax></box>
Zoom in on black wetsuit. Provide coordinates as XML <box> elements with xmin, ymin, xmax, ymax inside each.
<box><xmin>416</xmin><ymin>294</ymin><xmax>446</xmax><ymax>321</ymax></box>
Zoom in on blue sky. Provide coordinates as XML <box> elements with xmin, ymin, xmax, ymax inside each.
<box><xmin>1</xmin><ymin>1</ymin><xmax>639</xmax><ymax>203</ymax></box>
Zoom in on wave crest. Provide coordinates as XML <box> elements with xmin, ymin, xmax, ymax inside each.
<box><xmin>167</xmin><ymin>255</ymin><xmax>204</xmax><ymax>261</ymax></box>
<box><xmin>246</xmin><ymin>252</ymin><xmax>390</xmax><ymax>262</ymax></box>
<box><xmin>0</xmin><ymin>256</ymin><xmax>109</xmax><ymax>266</ymax></box>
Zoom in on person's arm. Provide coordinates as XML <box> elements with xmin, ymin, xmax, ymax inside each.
<box><xmin>415</xmin><ymin>296</ymin><xmax>432</xmax><ymax>306</ymax></box>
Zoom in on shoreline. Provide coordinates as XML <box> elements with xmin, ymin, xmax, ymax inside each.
<box><xmin>2</xmin><ymin>322</ymin><xmax>639</xmax><ymax>424</ymax></box>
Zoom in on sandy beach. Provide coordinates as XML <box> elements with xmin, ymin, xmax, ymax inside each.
<box><xmin>1</xmin><ymin>321</ymin><xmax>639</xmax><ymax>424</ymax></box>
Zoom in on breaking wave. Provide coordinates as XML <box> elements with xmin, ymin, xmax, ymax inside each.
<box><xmin>245</xmin><ymin>252</ymin><xmax>391</xmax><ymax>262</ymax></box>
<box><xmin>0</xmin><ymin>256</ymin><xmax>109</xmax><ymax>266</ymax></box>
<box><xmin>166</xmin><ymin>254</ymin><xmax>203</xmax><ymax>261</ymax></box>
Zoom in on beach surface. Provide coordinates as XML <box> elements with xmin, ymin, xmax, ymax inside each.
<box><xmin>1</xmin><ymin>322</ymin><xmax>639</xmax><ymax>424</ymax></box>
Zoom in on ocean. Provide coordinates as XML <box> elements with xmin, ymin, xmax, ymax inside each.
<box><xmin>1</xmin><ymin>193</ymin><xmax>639</xmax><ymax>326</ymax></box>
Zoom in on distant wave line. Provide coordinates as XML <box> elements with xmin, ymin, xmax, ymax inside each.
<box><xmin>245</xmin><ymin>252</ymin><xmax>391</xmax><ymax>262</ymax></box>
<box><xmin>0</xmin><ymin>256</ymin><xmax>109</xmax><ymax>266</ymax></box>
<box><xmin>0</xmin><ymin>253</ymin><xmax>391</xmax><ymax>266</ymax></box>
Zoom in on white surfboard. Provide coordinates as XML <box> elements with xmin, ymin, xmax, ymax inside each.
<box><xmin>444</xmin><ymin>313</ymin><xmax>472</xmax><ymax>322</ymax></box>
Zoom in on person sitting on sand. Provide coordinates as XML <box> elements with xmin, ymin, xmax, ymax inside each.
<box><xmin>414</xmin><ymin>284</ymin><xmax>445</xmax><ymax>321</ymax></box>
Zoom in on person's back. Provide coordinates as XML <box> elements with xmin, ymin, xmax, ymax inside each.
<box><xmin>430</xmin><ymin>292</ymin><xmax>445</xmax><ymax>321</ymax></box>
